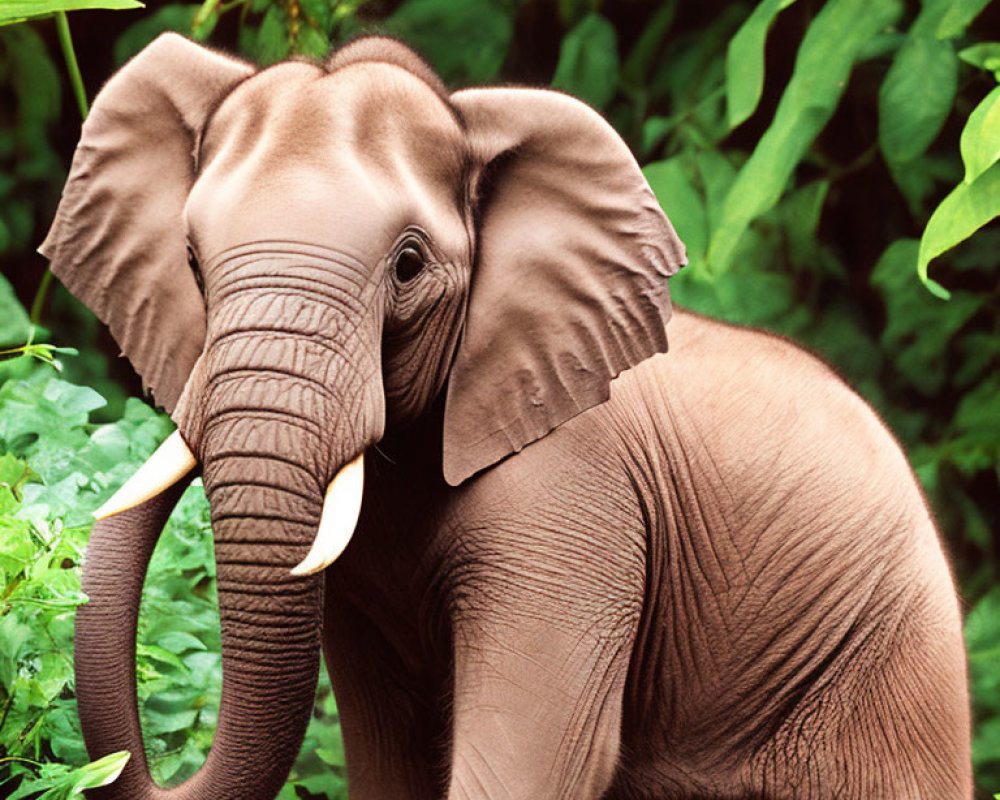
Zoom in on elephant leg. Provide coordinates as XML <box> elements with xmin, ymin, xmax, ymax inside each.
<box><xmin>322</xmin><ymin>591</ymin><xmax>444</xmax><ymax>800</ymax></box>
<box><xmin>439</xmin><ymin>489</ymin><xmax>644</xmax><ymax>800</ymax></box>
<box><xmin>446</xmin><ymin>611</ymin><xmax>635</xmax><ymax>800</ymax></box>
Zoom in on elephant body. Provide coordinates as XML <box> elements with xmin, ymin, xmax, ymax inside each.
<box><xmin>327</xmin><ymin>309</ymin><xmax>970</xmax><ymax>799</ymax></box>
<box><xmin>39</xmin><ymin>33</ymin><xmax>970</xmax><ymax>800</ymax></box>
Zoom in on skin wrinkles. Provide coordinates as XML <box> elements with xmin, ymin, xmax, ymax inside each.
<box><xmin>45</xmin><ymin>35</ymin><xmax>969</xmax><ymax>800</ymax></box>
<box><xmin>588</xmin><ymin>311</ymin><xmax>967</xmax><ymax>797</ymax></box>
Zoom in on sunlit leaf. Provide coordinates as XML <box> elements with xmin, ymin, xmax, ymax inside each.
<box><xmin>708</xmin><ymin>0</ymin><xmax>901</xmax><ymax>272</ymax></box>
<box><xmin>551</xmin><ymin>12</ymin><xmax>619</xmax><ymax>109</ymax></box>
<box><xmin>725</xmin><ymin>0</ymin><xmax>799</xmax><ymax>129</ymax></box>
<box><xmin>961</xmin><ymin>86</ymin><xmax>1000</xmax><ymax>184</ymax></box>
<box><xmin>918</xmin><ymin>163</ymin><xmax>1000</xmax><ymax>298</ymax></box>
<box><xmin>69</xmin><ymin>750</ymin><xmax>130</xmax><ymax>792</ymax></box>
<box><xmin>0</xmin><ymin>0</ymin><xmax>142</xmax><ymax>25</ymax></box>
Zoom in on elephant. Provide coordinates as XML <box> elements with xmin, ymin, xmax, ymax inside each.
<box><xmin>38</xmin><ymin>32</ymin><xmax>971</xmax><ymax>800</ymax></box>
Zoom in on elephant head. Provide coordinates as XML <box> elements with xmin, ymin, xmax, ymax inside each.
<box><xmin>41</xmin><ymin>34</ymin><xmax>685</xmax><ymax>800</ymax></box>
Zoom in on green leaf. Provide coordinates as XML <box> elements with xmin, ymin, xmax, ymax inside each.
<box><xmin>959</xmin><ymin>42</ymin><xmax>1000</xmax><ymax>73</ymax></box>
<box><xmin>643</xmin><ymin>157</ymin><xmax>708</xmax><ymax>264</ymax></box>
<box><xmin>69</xmin><ymin>751</ymin><xmax>131</xmax><ymax>792</ymax></box>
<box><xmin>551</xmin><ymin>12</ymin><xmax>619</xmax><ymax>109</ymax></box>
<box><xmin>294</xmin><ymin>25</ymin><xmax>329</xmax><ymax>59</ymax></box>
<box><xmin>255</xmin><ymin>5</ymin><xmax>290</xmax><ymax>65</ymax></box>
<box><xmin>725</xmin><ymin>0</ymin><xmax>800</xmax><ymax>129</ymax></box>
<box><xmin>878</xmin><ymin>34</ymin><xmax>958</xmax><ymax>164</ymax></box>
<box><xmin>918</xmin><ymin>163</ymin><xmax>1000</xmax><ymax>298</ymax></box>
<box><xmin>386</xmin><ymin>0</ymin><xmax>513</xmax><ymax>85</ymax></box>
<box><xmin>0</xmin><ymin>273</ymin><xmax>31</xmax><ymax>348</ymax></box>
<box><xmin>708</xmin><ymin>0</ymin><xmax>901</xmax><ymax>272</ymax></box>
<box><xmin>0</xmin><ymin>0</ymin><xmax>142</xmax><ymax>25</ymax></box>
<box><xmin>299</xmin><ymin>0</ymin><xmax>331</xmax><ymax>31</ymax></box>
<box><xmin>935</xmin><ymin>0</ymin><xmax>992</xmax><ymax>39</ymax></box>
<box><xmin>961</xmin><ymin>86</ymin><xmax>1000</xmax><ymax>184</ymax></box>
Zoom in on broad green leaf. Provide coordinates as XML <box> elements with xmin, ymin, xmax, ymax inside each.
<box><xmin>694</xmin><ymin>150</ymin><xmax>737</xmax><ymax>232</ymax></box>
<box><xmin>935</xmin><ymin>0</ymin><xmax>992</xmax><ymax>39</ymax></box>
<box><xmin>959</xmin><ymin>42</ymin><xmax>1000</xmax><ymax>74</ymax></box>
<box><xmin>0</xmin><ymin>0</ymin><xmax>142</xmax><ymax>25</ymax></box>
<box><xmin>918</xmin><ymin>163</ymin><xmax>1000</xmax><ymax>298</ymax></box>
<box><xmin>69</xmin><ymin>751</ymin><xmax>130</xmax><ymax>792</ymax></box>
<box><xmin>551</xmin><ymin>12</ymin><xmax>619</xmax><ymax>109</ymax></box>
<box><xmin>0</xmin><ymin>273</ymin><xmax>31</xmax><ymax>347</ymax></box>
<box><xmin>878</xmin><ymin>35</ymin><xmax>958</xmax><ymax>164</ymax></box>
<box><xmin>708</xmin><ymin>0</ymin><xmax>901</xmax><ymax>272</ymax></box>
<box><xmin>386</xmin><ymin>0</ymin><xmax>513</xmax><ymax>85</ymax></box>
<box><xmin>961</xmin><ymin>86</ymin><xmax>1000</xmax><ymax>184</ymax></box>
<box><xmin>643</xmin><ymin>157</ymin><xmax>708</xmax><ymax>264</ymax></box>
<box><xmin>725</xmin><ymin>0</ymin><xmax>800</xmax><ymax>129</ymax></box>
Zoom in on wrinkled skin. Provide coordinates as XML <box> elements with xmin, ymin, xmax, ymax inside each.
<box><xmin>41</xmin><ymin>34</ymin><xmax>970</xmax><ymax>800</ymax></box>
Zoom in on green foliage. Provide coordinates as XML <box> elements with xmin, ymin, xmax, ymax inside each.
<box><xmin>918</xmin><ymin>164</ymin><xmax>1000</xmax><ymax>298</ymax></box>
<box><xmin>724</xmin><ymin>0</ymin><xmax>798</xmax><ymax>128</ymax></box>
<box><xmin>384</xmin><ymin>0</ymin><xmax>513</xmax><ymax>85</ymax></box>
<box><xmin>710</xmin><ymin>0</ymin><xmax>902</xmax><ymax>271</ymax></box>
<box><xmin>0</xmin><ymin>24</ymin><xmax>61</xmax><ymax>263</ymax></box>
<box><xmin>0</xmin><ymin>356</ymin><xmax>345</xmax><ymax>798</ymax></box>
<box><xmin>0</xmin><ymin>0</ymin><xmax>998</xmax><ymax>797</ymax></box>
<box><xmin>551</xmin><ymin>12</ymin><xmax>619</xmax><ymax>108</ymax></box>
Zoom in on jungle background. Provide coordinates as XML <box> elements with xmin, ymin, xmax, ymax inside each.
<box><xmin>0</xmin><ymin>0</ymin><xmax>998</xmax><ymax>797</ymax></box>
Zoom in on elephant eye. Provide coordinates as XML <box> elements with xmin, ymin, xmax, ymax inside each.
<box><xmin>394</xmin><ymin>246</ymin><xmax>425</xmax><ymax>283</ymax></box>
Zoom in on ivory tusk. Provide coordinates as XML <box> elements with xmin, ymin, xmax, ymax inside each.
<box><xmin>290</xmin><ymin>454</ymin><xmax>365</xmax><ymax>576</ymax></box>
<box><xmin>93</xmin><ymin>430</ymin><xmax>197</xmax><ymax>520</ymax></box>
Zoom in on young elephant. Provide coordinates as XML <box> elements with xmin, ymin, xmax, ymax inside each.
<box><xmin>41</xmin><ymin>34</ymin><xmax>970</xmax><ymax>800</ymax></box>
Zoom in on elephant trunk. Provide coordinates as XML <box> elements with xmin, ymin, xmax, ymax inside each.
<box><xmin>75</xmin><ymin>270</ymin><xmax>385</xmax><ymax>800</ymax></box>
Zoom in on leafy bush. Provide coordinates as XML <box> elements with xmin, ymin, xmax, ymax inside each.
<box><xmin>0</xmin><ymin>355</ymin><xmax>345</xmax><ymax>798</ymax></box>
<box><xmin>0</xmin><ymin>0</ymin><xmax>997</xmax><ymax>798</ymax></box>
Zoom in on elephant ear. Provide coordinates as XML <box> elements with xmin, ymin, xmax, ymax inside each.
<box><xmin>39</xmin><ymin>34</ymin><xmax>254</xmax><ymax>413</ymax></box>
<box><xmin>442</xmin><ymin>88</ymin><xmax>687</xmax><ymax>486</ymax></box>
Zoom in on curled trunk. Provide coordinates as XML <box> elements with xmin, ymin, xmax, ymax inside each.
<box><xmin>76</xmin><ymin>440</ymin><xmax>326</xmax><ymax>800</ymax></box>
<box><xmin>74</xmin><ymin>261</ymin><xmax>383</xmax><ymax>800</ymax></box>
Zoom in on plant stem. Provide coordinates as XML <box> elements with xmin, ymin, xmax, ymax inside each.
<box><xmin>29</xmin><ymin>270</ymin><xmax>53</xmax><ymax>325</ymax></box>
<box><xmin>55</xmin><ymin>12</ymin><xmax>88</xmax><ymax>120</ymax></box>
<box><xmin>32</xmin><ymin>13</ymin><xmax>88</xmax><ymax>326</ymax></box>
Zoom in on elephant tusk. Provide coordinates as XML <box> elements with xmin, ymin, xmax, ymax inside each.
<box><xmin>290</xmin><ymin>454</ymin><xmax>365</xmax><ymax>576</ymax></box>
<box><xmin>93</xmin><ymin>430</ymin><xmax>197</xmax><ymax>520</ymax></box>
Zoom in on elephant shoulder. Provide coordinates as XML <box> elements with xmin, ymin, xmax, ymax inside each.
<box><xmin>613</xmin><ymin>308</ymin><xmax>925</xmax><ymax>522</ymax></box>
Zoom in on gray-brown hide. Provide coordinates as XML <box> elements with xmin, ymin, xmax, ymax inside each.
<box><xmin>41</xmin><ymin>33</ymin><xmax>970</xmax><ymax>800</ymax></box>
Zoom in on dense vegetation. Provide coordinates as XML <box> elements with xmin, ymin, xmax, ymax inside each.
<box><xmin>0</xmin><ymin>0</ymin><xmax>997</xmax><ymax>797</ymax></box>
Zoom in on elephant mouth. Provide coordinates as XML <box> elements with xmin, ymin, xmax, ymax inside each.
<box><xmin>93</xmin><ymin>429</ymin><xmax>366</xmax><ymax>575</ymax></box>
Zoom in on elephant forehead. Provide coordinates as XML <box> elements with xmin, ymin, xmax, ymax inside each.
<box><xmin>201</xmin><ymin>61</ymin><xmax>467</xmax><ymax>189</ymax></box>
